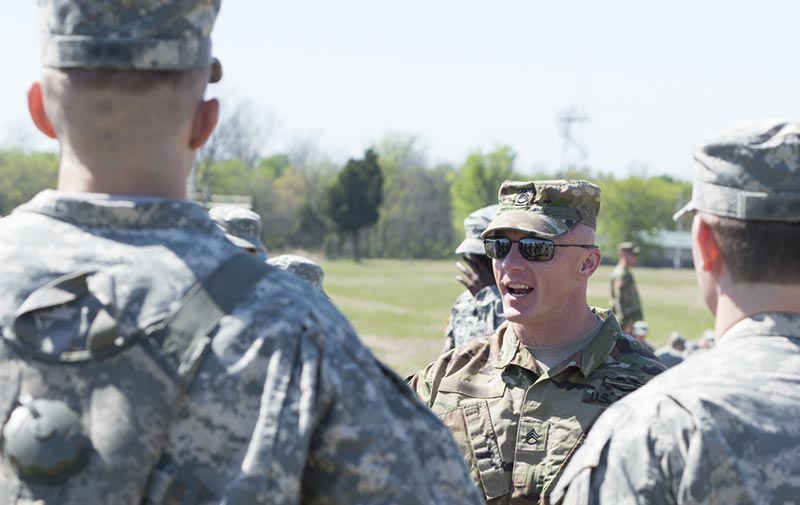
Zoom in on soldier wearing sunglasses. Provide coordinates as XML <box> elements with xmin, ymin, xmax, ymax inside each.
<box><xmin>409</xmin><ymin>179</ymin><xmax>665</xmax><ymax>504</ymax></box>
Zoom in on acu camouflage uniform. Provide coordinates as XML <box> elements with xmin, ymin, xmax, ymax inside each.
<box><xmin>442</xmin><ymin>286</ymin><xmax>504</xmax><ymax>353</ymax></box>
<box><xmin>554</xmin><ymin>120</ymin><xmax>800</xmax><ymax>505</ymax></box>
<box><xmin>0</xmin><ymin>1</ymin><xmax>483</xmax><ymax>504</ymax></box>
<box><xmin>410</xmin><ymin>311</ymin><xmax>665</xmax><ymax>504</ymax></box>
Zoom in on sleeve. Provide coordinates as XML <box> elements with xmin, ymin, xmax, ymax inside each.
<box><xmin>552</xmin><ymin>396</ymin><xmax>693</xmax><ymax>505</ymax></box>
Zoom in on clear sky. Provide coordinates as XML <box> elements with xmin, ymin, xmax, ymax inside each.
<box><xmin>2</xmin><ymin>1</ymin><xmax>798</xmax><ymax>180</ymax></box>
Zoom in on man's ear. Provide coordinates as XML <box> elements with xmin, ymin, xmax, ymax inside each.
<box><xmin>580</xmin><ymin>248</ymin><xmax>602</xmax><ymax>276</ymax></box>
<box><xmin>188</xmin><ymin>98</ymin><xmax>219</xmax><ymax>150</ymax></box>
<box><xmin>695</xmin><ymin>216</ymin><xmax>722</xmax><ymax>273</ymax></box>
<box><xmin>27</xmin><ymin>82</ymin><xmax>57</xmax><ymax>139</ymax></box>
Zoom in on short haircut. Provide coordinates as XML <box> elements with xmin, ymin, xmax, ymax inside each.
<box><xmin>709</xmin><ymin>215</ymin><xmax>800</xmax><ymax>283</ymax></box>
<box><xmin>54</xmin><ymin>68</ymin><xmax>208</xmax><ymax>93</ymax></box>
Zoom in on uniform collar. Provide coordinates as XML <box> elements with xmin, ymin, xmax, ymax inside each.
<box><xmin>720</xmin><ymin>312</ymin><xmax>800</xmax><ymax>344</ymax></box>
<box><xmin>493</xmin><ymin>308</ymin><xmax>621</xmax><ymax>379</ymax></box>
<box><xmin>15</xmin><ymin>190</ymin><xmax>214</xmax><ymax>230</ymax></box>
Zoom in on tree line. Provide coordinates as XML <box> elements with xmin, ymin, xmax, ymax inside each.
<box><xmin>0</xmin><ymin>136</ymin><xmax>690</xmax><ymax>264</ymax></box>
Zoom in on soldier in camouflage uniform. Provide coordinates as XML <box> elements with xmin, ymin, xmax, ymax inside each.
<box><xmin>409</xmin><ymin>180</ymin><xmax>665</xmax><ymax>504</ymax></box>
<box><xmin>609</xmin><ymin>242</ymin><xmax>642</xmax><ymax>333</ymax></box>
<box><xmin>553</xmin><ymin>120</ymin><xmax>800</xmax><ymax>504</ymax></box>
<box><xmin>209</xmin><ymin>205</ymin><xmax>269</xmax><ymax>260</ymax></box>
<box><xmin>0</xmin><ymin>1</ymin><xmax>483</xmax><ymax>504</ymax></box>
<box><xmin>442</xmin><ymin>204</ymin><xmax>506</xmax><ymax>353</ymax></box>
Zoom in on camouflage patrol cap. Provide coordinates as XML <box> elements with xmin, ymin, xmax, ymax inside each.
<box><xmin>618</xmin><ymin>242</ymin><xmax>640</xmax><ymax>255</ymax></box>
<box><xmin>674</xmin><ymin>120</ymin><xmax>800</xmax><ymax>222</ymax></box>
<box><xmin>37</xmin><ymin>0</ymin><xmax>223</xmax><ymax>82</ymax></box>
<box><xmin>481</xmin><ymin>180</ymin><xmax>601</xmax><ymax>239</ymax></box>
<box><xmin>208</xmin><ymin>205</ymin><xmax>267</xmax><ymax>255</ymax></box>
<box><xmin>455</xmin><ymin>205</ymin><xmax>499</xmax><ymax>255</ymax></box>
<box><xmin>267</xmin><ymin>254</ymin><xmax>325</xmax><ymax>290</ymax></box>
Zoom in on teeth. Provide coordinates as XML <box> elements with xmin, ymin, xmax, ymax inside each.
<box><xmin>509</xmin><ymin>283</ymin><xmax>531</xmax><ymax>290</ymax></box>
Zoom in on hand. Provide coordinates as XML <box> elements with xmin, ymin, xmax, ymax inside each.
<box><xmin>455</xmin><ymin>254</ymin><xmax>496</xmax><ymax>296</ymax></box>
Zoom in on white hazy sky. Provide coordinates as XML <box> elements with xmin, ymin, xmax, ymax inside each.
<box><xmin>1</xmin><ymin>1</ymin><xmax>799</xmax><ymax>180</ymax></box>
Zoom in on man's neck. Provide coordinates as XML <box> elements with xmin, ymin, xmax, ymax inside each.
<box><xmin>56</xmin><ymin>149</ymin><xmax>190</xmax><ymax>200</ymax></box>
<box><xmin>713</xmin><ymin>282</ymin><xmax>800</xmax><ymax>339</ymax></box>
<box><xmin>511</xmin><ymin>306</ymin><xmax>599</xmax><ymax>347</ymax></box>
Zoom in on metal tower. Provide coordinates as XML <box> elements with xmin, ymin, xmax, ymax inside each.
<box><xmin>558</xmin><ymin>107</ymin><xmax>590</xmax><ymax>172</ymax></box>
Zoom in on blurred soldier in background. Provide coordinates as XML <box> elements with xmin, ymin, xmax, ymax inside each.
<box><xmin>655</xmin><ymin>331</ymin><xmax>686</xmax><ymax>368</ymax></box>
<box><xmin>410</xmin><ymin>180</ymin><xmax>664</xmax><ymax>504</ymax></box>
<box><xmin>0</xmin><ymin>1</ymin><xmax>482</xmax><ymax>503</ymax></box>
<box><xmin>268</xmin><ymin>254</ymin><xmax>325</xmax><ymax>291</ymax></box>
<box><xmin>631</xmin><ymin>320</ymin><xmax>654</xmax><ymax>352</ymax></box>
<box><xmin>554</xmin><ymin>119</ymin><xmax>800</xmax><ymax>504</ymax></box>
<box><xmin>209</xmin><ymin>205</ymin><xmax>268</xmax><ymax>260</ymax></box>
<box><xmin>610</xmin><ymin>241</ymin><xmax>642</xmax><ymax>333</ymax></box>
<box><xmin>442</xmin><ymin>204</ymin><xmax>505</xmax><ymax>353</ymax></box>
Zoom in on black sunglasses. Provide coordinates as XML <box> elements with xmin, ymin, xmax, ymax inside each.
<box><xmin>483</xmin><ymin>237</ymin><xmax>598</xmax><ymax>262</ymax></box>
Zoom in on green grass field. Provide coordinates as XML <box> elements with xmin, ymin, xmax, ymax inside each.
<box><xmin>320</xmin><ymin>259</ymin><xmax>714</xmax><ymax>376</ymax></box>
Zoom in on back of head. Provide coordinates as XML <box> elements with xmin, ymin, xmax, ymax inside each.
<box><xmin>675</xmin><ymin>120</ymin><xmax>800</xmax><ymax>283</ymax></box>
<box><xmin>37</xmin><ymin>0</ymin><xmax>222</xmax><ymax>156</ymax></box>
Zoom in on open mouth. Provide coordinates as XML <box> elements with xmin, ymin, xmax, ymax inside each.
<box><xmin>506</xmin><ymin>283</ymin><xmax>533</xmax><ymax>298</ymax></box>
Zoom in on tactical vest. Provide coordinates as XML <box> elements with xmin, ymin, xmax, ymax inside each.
<box><xmin>0</xmin><ymin>253</ymin><xmax>270</xmax><ymax>504</ymax></box>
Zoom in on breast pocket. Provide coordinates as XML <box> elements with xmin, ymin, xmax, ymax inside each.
<box><xmin>437</xmin><ymin>378</ymin><xmax>511</xmax><ymax>500</ymax></box>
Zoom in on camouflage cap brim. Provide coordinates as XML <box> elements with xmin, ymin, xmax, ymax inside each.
<box><xmin>225</xmin><ymin>233</ymin><xmax>267</xmax><ymax>254</ymax></box>
<box><xmin>480</xmin><ymin>210</ymin><xmax>574</xmax><ymax>239</ymax></box>
<box><xmin>454</xmin><ymin>237</ymin><xmax>485</xmax><ymax>255</ymax></box>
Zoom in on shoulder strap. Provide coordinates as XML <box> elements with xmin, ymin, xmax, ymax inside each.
<box><xmin>149</xmin><ymin>253</ymin><xmax>272</xmax><ymax>385</ymax></box>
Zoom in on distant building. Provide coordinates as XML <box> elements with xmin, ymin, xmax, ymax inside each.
<box><xmin>646</xmin><ymin>229</ymin><xmax>692</xmax><ymax>268</ymax></box>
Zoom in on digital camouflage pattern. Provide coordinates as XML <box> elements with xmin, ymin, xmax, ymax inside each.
<box><xmin>674</xmin><ymin>120</ymin><xmax>800</xmax><ymax>222</ymax></box>
<box><xmin>37</xmin><ymin>0</ymin><xmax>222</xmax><ymax>80</ymax></box>
<box><xmin>552</xmin><ymin>313</ymin><xmax>800</xmax><ymax>505</ymax></box>
<box><xmin>0</xmin><ymin>191</ymin><xmax>483</xmax><ymax>505</ymax></box>
<box><xmin>441</xmin><ymin>285</ymin><xmax>505</xmax><ymax>353</ymax></box>
<box><xmin>609</xmin><ymin>265</ymin><xmax>642</xmax><ymax>330</ymax></box>
<box><xmin>455</xmin><ymin>205</ymin><xmax>500</xmax><ymax>255</ymax></box>
<box><xmin>209</xmin><ymin>205</ymin><xmax>268</xmax><ymax>255</ymax></box>
<box><xmin>267</xmin><ymin>254</ymin><xmax>325</xmax><ymax>290</ymax></box>
<box><xmin>409</xmin><ymin>310</ymin><xmax>665</xmax><ymax>504</ymax></box>
<box><xmin>481</xmin><ymin>180</ymin><xmax>601</xmax><ymax>239</ymax></box>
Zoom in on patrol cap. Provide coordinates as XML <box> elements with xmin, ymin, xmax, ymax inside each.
<box><xmin>668</xmin><ymin>331</ymin><xmax>686</xmax><ymax>346</ymax></box>
<box><xmin>37</xmin><ymin>0</ymin><xmax>223</xmax><ymax>82</ymax></box>
<box><xmin>267</xmin><ymin>254</ymin><xmax>325</xmax><ymax>290</ymax></box>
<box><xmin>632</xmin><ymin>321</ymin><xmax>649</xmax><ymax>337</ymax></box>
<box><xmin>455</xmin><ymin>205</ymin><xmax>499</xmax><ymax>255</ymax></box>
<box><xmin>481</xmin><ymin>180</ymin><xmax>601</xmax><ymax>239</ymax></box>
<box><xmin>618</xmin><ymin>242</ymin><xmax>640</xmax><ymax>255</ymax></box>
<box><xmin>674</xmin><ymin>120</ymin><xmax>800</xmax><ymax>222</ymax></box>
<box><xmin>209</xmin><ymin>205</ymin><xmax>267</xmax><ymax>254</ymax></box>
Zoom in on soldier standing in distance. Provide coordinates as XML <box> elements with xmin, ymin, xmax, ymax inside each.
<box><xmin>442</xmin><ymin>204</ymin><xmax>506</xmax><ymax>353</ymax></box>
<box><xmin>553</xmin><ymin>120</ymin><xmax>800</xmax><ymax>504</ymax></box>
<box><xmin>609</xmin><ymin>241</ymin><xmax>642</xmax><ymax>333</ymax></box>
<box><xmin>0</xmin><ymin>1</ymin><xmax>482</xmax><ymax>504</ymax></box>
<box><xmin>409</xmin><ymin>180</ymin><xmax>665</xmax><ymax>504</ymax></box>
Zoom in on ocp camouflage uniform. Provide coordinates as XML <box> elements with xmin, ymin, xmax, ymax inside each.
<box><xmin>442</xmin><ymin>285</ymin><xmax>505</xmax><ymax>353</ymax></box>
<box><xmin>0</xmin><ymin>192</ymin><xmax>483</xmax><ymax>504</ymax></box>
<box><xmin>552</xmin><ymin>313</ymin><xmax>800</xmax><ymax>505</ymax></box>
<box><xmin>409</xmin><ymin>309</ymin><xmax>665</xmax><ymax>504</ymax></box>
<box><xmin>609</xmin><ymin>265</ymin><xmax>641</xmax><ymax>329</ymax></box>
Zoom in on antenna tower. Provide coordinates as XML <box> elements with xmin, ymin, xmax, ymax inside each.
<box><xmin>558</xmin><ymin>107</ymin><xmax>590</xmax><ymax>172</ymax></box>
